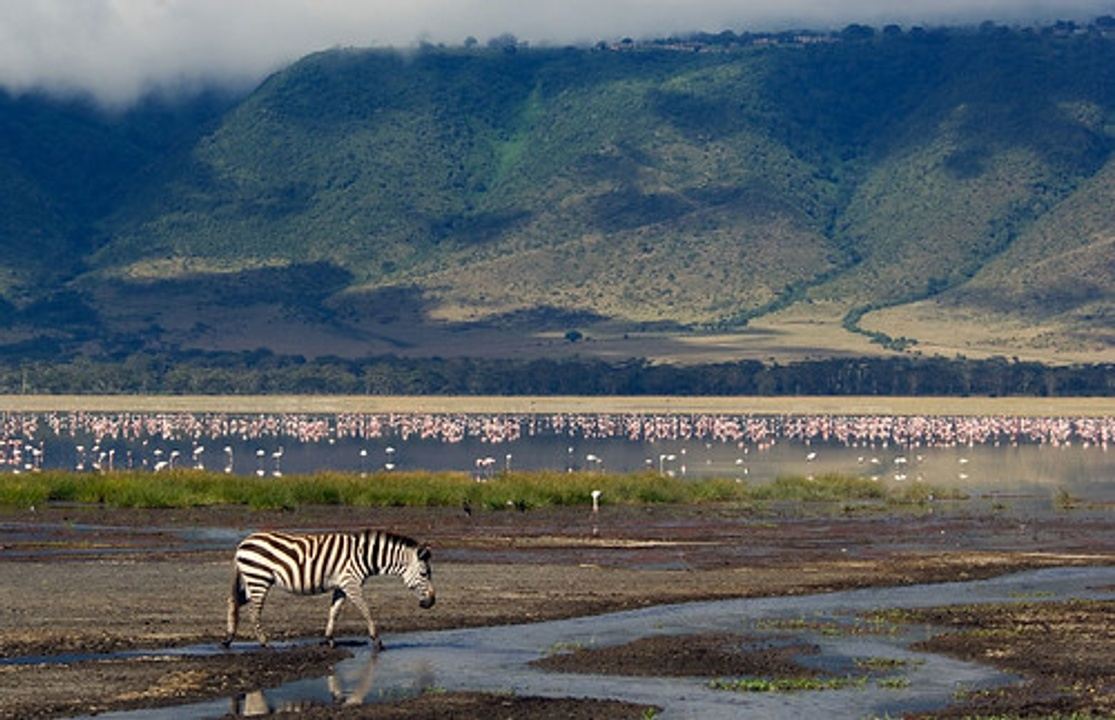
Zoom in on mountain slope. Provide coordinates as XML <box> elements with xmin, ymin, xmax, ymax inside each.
<box><xmin>89</xmin><ymin>47</ymin><xmax>845</xmax><ymax>326</ymax></box>
<box><xmin>860</xmin><ymin>152</ymin><xmax>1115</xmax><ymax>359</ymax></box>
<box><xmin>1</xmin><ymin>25</ymin><xmax>1113</xmax><ymax>363</ymax></box>
<box><xmin>0</xmin><ymin>89</ymin><xmax>240</xmax><ymax>300</ymax></box>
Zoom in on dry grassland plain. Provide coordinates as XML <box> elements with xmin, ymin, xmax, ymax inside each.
<box><xmin>0</xmin><ymin>394</ymin><xmax>1110</xmax><ymax>416</ymax></box>
<box><xmin>860</xmin><ymin>301</ymin><xmax>1115</xmax><ymax>365</ymax></box>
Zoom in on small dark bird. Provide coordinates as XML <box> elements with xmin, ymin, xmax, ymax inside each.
<box><xmin>515</xmin><ymin>499</ymin><xmax>527</xmax><ymax>513</ymax></box>
<box><xmin>462</xmin><ymin>500</ymin><xmax>472</xmax><ymax>517</ymax></box>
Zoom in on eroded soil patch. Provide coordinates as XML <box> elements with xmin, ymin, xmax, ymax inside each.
<box><xmin>531</xmin><ymin>632</ymin><xmax>820</xmax><ymax>679</ymax></box>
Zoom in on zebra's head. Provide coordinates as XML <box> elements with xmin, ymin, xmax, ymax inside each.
<box><xmin>403</xmin><ymin>542</ymin><xmax>436</xmax><ymax>609</ymax></box>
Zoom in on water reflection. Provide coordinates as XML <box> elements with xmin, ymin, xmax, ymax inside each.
<box><xmin>228</xmin><ymin>652</ymin><xmax>438</xmax><ymax>716</ymax></box>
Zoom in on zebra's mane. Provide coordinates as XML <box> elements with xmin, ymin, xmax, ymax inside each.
<box><xmin>368</xmin><ymin>529</ymin><xmax>418</xmax><ymax>548</ymax></box>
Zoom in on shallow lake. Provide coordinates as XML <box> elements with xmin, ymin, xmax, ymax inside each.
<box><xmin>1</xmin><ymin>412</ymin><xmax>1111</xmax><ymax>499</ymax></box>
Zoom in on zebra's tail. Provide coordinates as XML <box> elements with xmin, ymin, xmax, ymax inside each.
<box><xmin>222</xmin><ymin>563</ymin><xmax>248</xmax><ymax>647</ymax></box>
<box><xmin>231</xmin><ymin>564</ymin><xmax>249</xmax><ymax>606</ymax></box>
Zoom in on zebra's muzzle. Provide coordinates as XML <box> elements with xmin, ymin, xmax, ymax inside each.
<box><xmin>419</xmin><ymin>591</ymin><xmax>436</xmax><ymax>609</ymax></box>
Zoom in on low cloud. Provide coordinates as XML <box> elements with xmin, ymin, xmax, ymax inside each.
<box><xmin>1</xmin><ymin>0</ymin><xmax>1112</xmax><ymax>107</ymax></box>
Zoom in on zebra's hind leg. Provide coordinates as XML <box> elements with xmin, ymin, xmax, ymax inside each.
<box><xmin>323</xmin><ymin>588</ymin><xmax>346</xmax><ymax>647</ymax></box>
<box><xmin>246</xmin><ymin>584</ymin><xmax>272</xmax><ymax>647</ymax></box>
<box><xmin>222</xmin><ymin>568</ymin><xmax>249</xmax><ymax>648</ymax></box>
<box><xmin>342</xmin><ymin>580</ymin><xmax>382</xmax><ymax>652</ymax></box>
<box><xmin>222</xmin><ymin>593</ymin><xmax>238</xmax><ymax>648</ymax></box>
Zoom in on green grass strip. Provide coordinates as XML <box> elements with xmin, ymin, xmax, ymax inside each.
<box><xmin>0</xmin><ymin>470</ymin><xmax>961</xmax><ymax>510</ymax></box>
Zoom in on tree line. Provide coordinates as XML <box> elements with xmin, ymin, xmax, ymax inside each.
<box><xmin>0</xmin><ymin>352</ymin><xmax>1109</xmax><ymax>396</ymax></box>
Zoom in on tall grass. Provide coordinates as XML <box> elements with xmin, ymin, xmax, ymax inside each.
<box><xmin>746</xmin><ymin>474</ymin><xmax>886</xmax><ymax>502</ymax></box>
<box><xmin>0</xmin><ymin>470</ymin><xmax>960</xmax><ymax>510</ymax></box>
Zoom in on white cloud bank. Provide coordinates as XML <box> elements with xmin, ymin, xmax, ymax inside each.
<box><xmin>1</xmin><ymin>0</ymin><xmax>1112</xmax><ymax>107</ymax></box>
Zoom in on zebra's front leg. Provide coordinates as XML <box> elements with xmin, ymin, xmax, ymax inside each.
<box><xmin>342</xmin><ymin>581</ymin><xmax>382</xmax><ymax>652</ymax></box>
<box><xmin>323</xmin><ymin>589</ymin><xmax>347</xmax><ymax>647</ymax></box>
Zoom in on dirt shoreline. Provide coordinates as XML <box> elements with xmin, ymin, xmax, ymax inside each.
<box><xmin>1</xmin><ymin>393</ymin><xmax>1111</xmax><ymax>416</ymax></box>
<box><xmin>0</xmin><ymin>503</ymin><xmax>1111</xmax><ymax>719</ymax></box>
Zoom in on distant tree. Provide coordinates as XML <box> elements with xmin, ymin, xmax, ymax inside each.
<box><xmin>487</xmin><ymin>33</ymin><xmax>518</xmax><ymax>52</ymax></box>
<box><xmin>926</xmin><ymin>276</ymin><xmax>950</xmax><ymax>295</ymax></box>
<box><xmin>464</xmin><ymin>36</ymin><xmax>478</xmax><ymax>48</ymax></box>
<box><xmin>564</xmin><ymin>330</ymin><xmax>583</xmax><ymax>343</ymax></box>
<box><xmin>841</xmin><ymin>24</ymin><xmax>876</xmax><ymax>41</ymax></box>
<box><xmin>882</xmin><ymin>24</ymin><xmax>903</xmax><ymax>38</ymax></box>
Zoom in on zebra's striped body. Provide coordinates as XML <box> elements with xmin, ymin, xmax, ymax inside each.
<box><xmin>222</xmin><ymin>529</ymin><xmax>435</xmax><ymax>649</ymax></box>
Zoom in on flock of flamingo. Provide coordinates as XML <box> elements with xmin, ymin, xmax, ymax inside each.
<box><xmin>0</xmin><ymin>411</ymin><xmax>1109</xmax><ymax>475</ymax></box>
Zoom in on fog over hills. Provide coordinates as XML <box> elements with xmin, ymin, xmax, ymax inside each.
<box><xmin>1</xmin><ymin>19</ymin><xmax>1113</xmax><ymax>367</ymax></box>
<box><xmin>3</xmin><ymin>0</ymin><xmax>1114</xmax><ymax>106</ymax></box>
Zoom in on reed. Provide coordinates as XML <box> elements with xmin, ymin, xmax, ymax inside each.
<box><xmin>0</xmin><ymin>470</ymin><xmax>958</xmax><ymax>510</ymax></box>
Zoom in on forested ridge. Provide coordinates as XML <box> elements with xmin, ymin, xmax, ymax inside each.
<box><xmin>3</xmin><ymin>353</ymin><xmax>1110</xmax><ymax>396</ymax></box>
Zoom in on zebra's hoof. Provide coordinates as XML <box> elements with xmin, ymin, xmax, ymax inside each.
<box><xmin>371</xmin><ymin>638</ymin><xmax>384</xmax><ymax>653</ymax></box>
<box><xmin>220</xmin><ymin>637</ymin><xmax>233</xmax><ymax>649</ymax></box>
<box><xmin>322</xmin><ymin>637</ymin><xmax>336</xmax><ymax>648</ymax></box>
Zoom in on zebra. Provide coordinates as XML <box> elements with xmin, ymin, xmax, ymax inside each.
<box><xmin>222</xmin><ymin>529</ymin><xmax>435</xmax><ymax>650</ymax></box>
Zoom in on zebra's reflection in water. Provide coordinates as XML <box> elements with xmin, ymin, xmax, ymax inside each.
<box><xmin>229</xmin><ymin>649</ymin><xmax>421</xmax><ymax>716</ymax></box>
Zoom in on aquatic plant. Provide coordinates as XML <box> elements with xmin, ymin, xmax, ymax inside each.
<box><xmin>853</xmin><ymin>657</ymin><xmax>919</xmax><ymax>671</ymax></box>
<box><xmin>708</xmin><ymin>675</ymin><xmax>867</xmax><ymax>692</ymax></box>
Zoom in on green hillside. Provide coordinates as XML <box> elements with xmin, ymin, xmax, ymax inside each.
<box><xmin>2</xmin><ymin>23</ymin><xmax>1114</xmax><ymax>364</ymax></box>
<box><xmin>90</xmin><ymin>47</ymin><xmax>845</xmax><ymax>324</ymax></box>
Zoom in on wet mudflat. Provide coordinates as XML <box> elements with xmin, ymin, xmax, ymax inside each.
<box><xmin>898</xmin><ymin>600</ymin><xmax>1114</xmax><ymax>718</ymax></box>
<box><xmin>531</xmin><ymin>632</ymin><xmax>824</xmax><ymax>678</ymax></box>
<box><xmin>0</xmin><ymin>502</ymin><xmax>1111</xmax><ymax>718</ymax></box>
<box><xmin>0</xmin><ymin>646</ymin><xmax>348</xmax><ymax>720</ymax></box>
<box><xmin>245</xmin><ymin>693</ymin><xmax>657</xmax><ymax>719</ymax></box>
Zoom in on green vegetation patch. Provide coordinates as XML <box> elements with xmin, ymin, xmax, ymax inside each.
<box><xmin>748</xmin><ymin>473</ymin><xmax>886</xmax><ymax>502</ymax></box>
<box><xmin>709</xmin><ymin>675</ymin><xmax>867</xmax><ymax>692</ymax></box>
<box><xmin>876</xmin><ymin>676</ymin><xmax>910</xmax><ymax>690</ymax></box>
<box><xmin>0</xmin><ymin>469</ymin><xmax>964</xmax><ymax>510</ymax></box>
<box><xmin>853</xmin><ymin>657</ymin><xmax>920</xmax><ymax>671</ymax></box>
<box><xmin>753</xmin><ymin>616</ymin><xmax>907</xmax><ymax>637</ymax></box>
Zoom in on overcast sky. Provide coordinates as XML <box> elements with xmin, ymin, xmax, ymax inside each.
<box><xmin>2</xmin><ymin>0</ymin><xmax>1113</xmax><ymax>107</ymax></box>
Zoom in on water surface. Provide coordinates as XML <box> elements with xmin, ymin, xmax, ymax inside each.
<box><xmin>1</xmin><ymin>411</ymin><xmax>1111</xmax><ymax>499</ymax></box>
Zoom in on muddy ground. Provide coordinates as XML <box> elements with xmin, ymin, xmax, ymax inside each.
<box><xmin>0</xmin><ymin>502</ymin><xmax>1112</xmax><ymax>718</ymax></box>
<box><xmin>254</xmin><ymin>692</ymin><xmax>656</xmax><ymax>719</ymax></box>
<box><xmin>532</xmin><ymin>632</ymin><xmax>823</xmax><ymax>678</ymax></box>
<box><xmin>897</xmin><ymin>600</ymin><xmax>1115</xmax><ymax>718</ymax></box>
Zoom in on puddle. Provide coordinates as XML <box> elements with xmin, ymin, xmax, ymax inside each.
<box><xmin>49</xmin><ymin>565</ymin><xmax>1114</xmax><ymax>720</ymax></box>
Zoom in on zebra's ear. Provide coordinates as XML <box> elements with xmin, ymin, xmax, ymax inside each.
<box><xmin>417</xmin><ymin>543</ymin><xmax>431</xmax><ymax>562</ymax></box>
